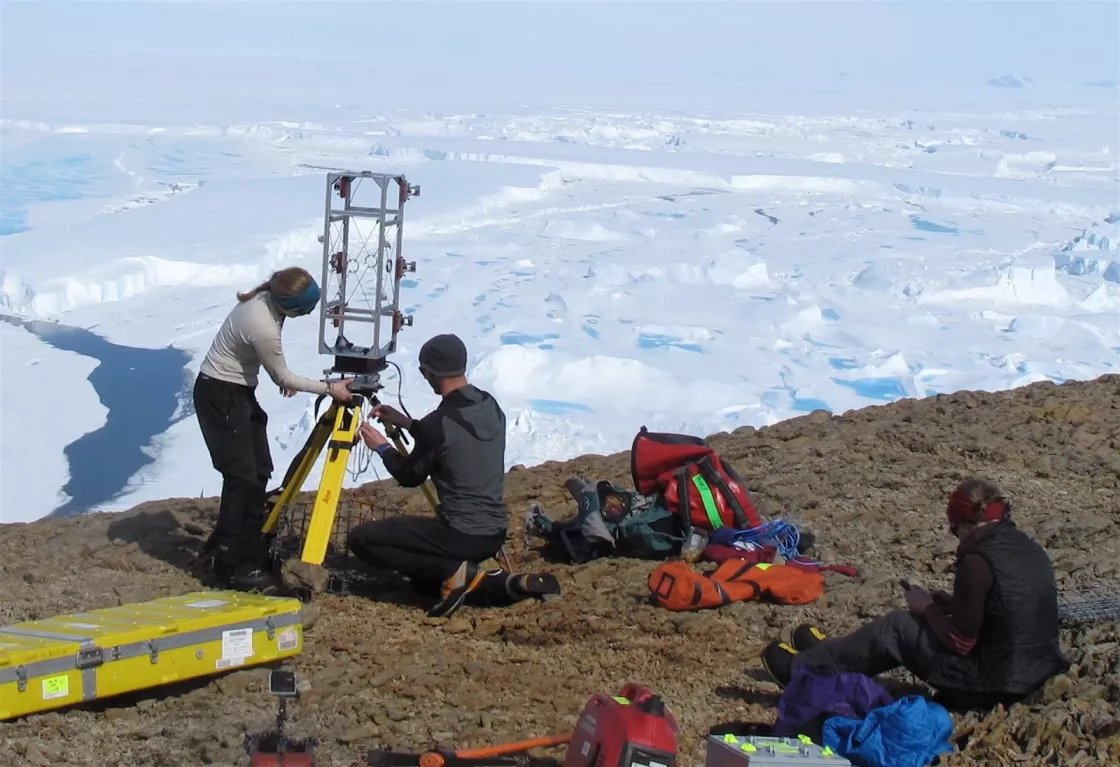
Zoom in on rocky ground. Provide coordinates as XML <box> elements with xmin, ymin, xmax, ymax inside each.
<box><xmin>2</xmin><ymin>376</ymin><xmax>1119</xmax><ymax>766</ymax></box>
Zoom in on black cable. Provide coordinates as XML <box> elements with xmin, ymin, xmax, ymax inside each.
<box><xmin>386</xmin><ymin>359</ymin><xmax>413</xmax><ymax>420</ymax></box>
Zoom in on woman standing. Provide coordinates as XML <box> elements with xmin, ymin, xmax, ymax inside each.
<box><xmin>194</xmin><ymin>266</ymin><xmax>352</xmax><ymax>590</ymax></box>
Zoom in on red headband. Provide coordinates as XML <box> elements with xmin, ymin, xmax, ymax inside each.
<box><xmin>946</xmin><ymin>490</ymin><xmax>1007</xmax><ymax>528</ymax></box>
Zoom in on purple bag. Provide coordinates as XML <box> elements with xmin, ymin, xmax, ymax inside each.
<box><xmin>773</xmin><ymin>664</ymin><xmax>894</xmax><ymax>738</ymax></box>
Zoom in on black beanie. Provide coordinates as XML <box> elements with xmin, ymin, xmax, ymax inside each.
<box><xmin>418</xmin><ymin>333</ymin><xmax>468</xmax><ymax>377</ymax></box>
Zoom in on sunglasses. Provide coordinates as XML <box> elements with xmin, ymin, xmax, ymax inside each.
<box><xmin>287</xmin><ymin>303</ymin><xmax>317</xmax><ymax>317</ymax></box>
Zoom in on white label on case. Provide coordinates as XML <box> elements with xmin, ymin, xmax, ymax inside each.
<box><xmin>221</xmin><ymin>628</ymin><xmax>253</xmax><ymax>661</ymax></box>
<box><xmin>216</xmin><ymin>657</ymin><xmax>246</xmax><ymax>669</ymax></box>
<box><xmin>277</xmin><ymin>627</ymin><xmax>299</xmax><ymax>652</ymax></box>
<box><xmin>186</xmin><ymin>599</ymin><xmax>229</xmax><ymax>609</ymax></box>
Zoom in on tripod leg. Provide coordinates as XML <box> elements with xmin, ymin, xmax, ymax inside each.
<box><xmin>387</xmin><ymin>432</ymin><xmax>440</xmax><ymax>511</ymax></box>
<box><xmin>261</xmin><ymin>403</ymin><xmax>337</xmax><ymax>534</ymax></box>
<box><xmin>384</xmin><ymin>424</ymin><xmax>439</xmax><ymax>511</ymax></box>
<box><xmin>301</xmin><ymin>402</ymin><xmax>362</xmax><ymax>565</ymax></box>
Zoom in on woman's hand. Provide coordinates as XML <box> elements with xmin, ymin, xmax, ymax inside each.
<box><xmin>328</xmin><ymin>378</ymin><xmax>354</xmax><ymax>402</ymax></box>
<box><xmin>280</xmin><ymin>388</ymin><xmax>297</xmax><ymax>398</ymax></box>
<box><xmin>905</xmin><ymin>587</ymin><xmax>934</xmax><ymax>615</ymax></box>
<box><xmin>931</xmin><ymin>589</ymin><xmax>953</xmax><ymax>606</ymax></box>
<box><xmin>359</xmin><ymin>422</ymin><xmax>388</xmax><ymax>449</ymax></box>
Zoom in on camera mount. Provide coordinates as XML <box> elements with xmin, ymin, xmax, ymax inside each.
<box><xmin>317</xmin><ymin>171</ymin><xmax>420</xmax><ymax>395</ymax></box>
<box><xmin>245</xmin><ymin>669</ymin><xmax>318</xmax><ymax>766</ymax></box>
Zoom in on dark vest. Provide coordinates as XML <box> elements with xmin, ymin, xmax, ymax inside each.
<box><xmin>926</xmin><ymin>521</ymin><xmax>1069</xmax><ymax>696</ymax></box>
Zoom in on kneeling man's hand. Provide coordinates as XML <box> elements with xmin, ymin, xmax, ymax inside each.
<box><xmin>372</xmin><ymin>404</ymin><xmax>410</xmax><ymax>429</ymax></box>
<box><xmin>359</xmin><ymin>422</ymin><xmax>388</xmax><ymax>449</ymax></box>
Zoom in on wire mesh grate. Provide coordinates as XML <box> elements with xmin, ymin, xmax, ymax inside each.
<box><xmin>1057</xmin><ymin>583</ymin><xmax>1120</xmax><ymax>626</ymax></box>
<box><xmin>267</xmin><ymin>496</ymin><xmax>398</xmax><ymax>596</ymax></box>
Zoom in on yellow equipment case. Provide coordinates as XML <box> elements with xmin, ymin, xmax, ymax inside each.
<box><xmin>0</xmin><ymin>590</ymin><xmax>305</xmax><ymax>721</ymax></box>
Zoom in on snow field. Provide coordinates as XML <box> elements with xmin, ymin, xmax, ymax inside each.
<box><xmin>1</xmin><ymin>98</ymin><xmax>1118</xmax><ymax>522</ymax></box>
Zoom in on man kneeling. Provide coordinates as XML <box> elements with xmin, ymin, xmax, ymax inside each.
<box><xmin>347</xmin><ymin>333</ymin><xmax>512</xmax><ymax>618</ymax></box>
<box><xmin>761</xmin><ymin>477</ymin><xmax>1070</xmax><ymax>711</ymax></box>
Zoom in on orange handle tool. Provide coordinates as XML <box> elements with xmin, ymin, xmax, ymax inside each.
<box><xmin>418</xmin><ymin>733</ymin><xmax>572</xmax><ymax>767</ymax></box>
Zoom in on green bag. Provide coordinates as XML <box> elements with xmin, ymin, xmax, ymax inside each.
<box><xmin>524</xmin><ymin>480</ymin><xmax>688</xmax><ymax>564</ymax></box>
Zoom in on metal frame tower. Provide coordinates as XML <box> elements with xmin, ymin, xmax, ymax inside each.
<box><xmin>317</xmin><ymin>171</ymin><xmax>420</xmax><ymax>393</ymax></box>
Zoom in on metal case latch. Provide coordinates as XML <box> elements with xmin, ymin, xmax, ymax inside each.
<box><xmin>76</xmin><ymin>647</ymin><xmax>104</xmax><ymax>670</ymax></box>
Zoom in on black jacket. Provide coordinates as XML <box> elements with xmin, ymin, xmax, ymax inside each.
<box><xmin>925</xmin><ymin>520</ymin><xmax>1069</xmax><ymax>697</ymax></box>
<box><xmin>381</xmin><ymin>384</ymin><xmax>509</xmax><ymax>537</ymax></box>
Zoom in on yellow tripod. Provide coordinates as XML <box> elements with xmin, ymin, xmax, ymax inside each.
<box><xmin>261</xmin><ymin>394</ymin><xmax>438</xmax><ymax>566</ymax></box>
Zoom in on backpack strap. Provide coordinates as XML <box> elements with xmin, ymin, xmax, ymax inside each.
<box><xmin>696</xmin><ymin>455</ymin><xmax>753</xmax><ymax>528</ymax></box>
<box><xmin>689</xmin><ymin>470</ymin><xmax>724</xmax><ymax>530</ymax></box>
<box><xmin>709</xmin><ymin>559</ymin><xmax>764</xmax><ymax>601</ymax></box>
<box><xmin>674</xmin><ymin>465</ymin><xmax>692</xmax><ymax>530</ymax></box>
<box><xmin>701</xmin><ymin>580</ymin><xmax>734</xmax><ymax>609</ymax></box>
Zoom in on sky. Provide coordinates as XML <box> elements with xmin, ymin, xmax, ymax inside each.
<box><xmin>4</xmin><ymin>1</ymin><xmax>1115</xmax><ymax>85</ymax></box>
<box><xmin>3</xmin><ymin>1</ymin><xmax>1118</xmax><ymax>122</ymax></box>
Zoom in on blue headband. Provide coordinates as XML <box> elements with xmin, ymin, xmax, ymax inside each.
<box><xmin>273</xmin><ymin>279</ymin><xmax>320</xmax><ymax>314</ymax></box>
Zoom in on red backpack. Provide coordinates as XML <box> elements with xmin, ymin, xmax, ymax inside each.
<box><xmin>630</xmin><ymin>427</ymin><xmax>763</xmax><ymax>532</ymax></box>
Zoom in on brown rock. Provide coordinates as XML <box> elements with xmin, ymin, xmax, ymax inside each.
<box><xmin>338</xmin><ymin>722</ymin><xmax>381</xmax><ymax>744</ymax></box>
<box><xmin>282</xmin><ymin>559</ymin><xmax>330</xmax><ymax>594</ymax></box>
<box><xmin>443</xmin><ymin>618</ymin><xmax>472</xmax><ymax>635</ymax></box>
<box><xmin>21</xmin><ymin>742</ymin><xmax>52</xmax><ymax>766</ymax></box>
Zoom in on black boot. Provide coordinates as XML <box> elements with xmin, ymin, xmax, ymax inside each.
<box><xmin>231</xmin><ymin>521</ymin><xmax>277</xmax><ymax>592</ymax></box>
<box><xmin>232</xmin><ymin>564</ymin><xmax>276</xmax><ymax>592</ymax></box>
<box><xmin>207</xmin><ymin>544</ymin><xmax>238</xmax><ymax>586</ymax></box>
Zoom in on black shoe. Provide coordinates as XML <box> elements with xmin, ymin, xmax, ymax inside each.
<box><xmin>761</xmin><ymin>639</ymin><xmax>798</xmax><ymax>688</ymax></box>
<box><xmin>232</xmin><ymin>567</ymin><xmax>276</xmax><ymax>592</ymax></box>
<box><xmin>506</xmin><ymin>572</ymin><xmax>562</xmax><ymax>602</ymax></box>
<box><xmin>428</xmin><ymin>561</ymin><xmax>486</xmax><ymax>618</ymax></box>
<box><xmin>479</xmin><ymin>570</ymin><xmax>563</xmax><ymax>604</ymax></box>
<box><xmin>205</xmin><ymin>547</ymin><xmax>236</xmax><ymax>584</ymax></box>
<box><xmin>791</xmin><ymin>623</ymin><xmax>827</xmax><ymax>651</ymax></box>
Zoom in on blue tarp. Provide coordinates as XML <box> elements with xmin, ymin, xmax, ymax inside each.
<box><xmin>822</xmin><ymin>694</ymin><xmax>955</xmax><ymax>767</ymax></box>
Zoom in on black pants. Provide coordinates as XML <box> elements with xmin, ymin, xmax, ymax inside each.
<box><xmin>792</xmin><ymin>609</ymin><xmax>941</xmax><ymax>680</ymax></box>
<box><xmin>792</xmin><ymin>609</ymin><xmax>1023</xmax><ymax>711</ymax></box>
<box><xmin>193</xmin><ymin>373</ymin><xmax>273</xmax><ymax>572</ymax></box>
<box><xmin>347</xmin><ymin>515</ymin><xmax>506</xmax><ymax>594</ymax></box>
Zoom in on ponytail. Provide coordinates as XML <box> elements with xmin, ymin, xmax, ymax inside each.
<box><xmin>237</xmin><ymin>281</ymin><xmax>271</xmax><ymax>302</ymax></box>
<box><xmin>237</xmin><ymin>267</ymin><xmax>316</xmax><ymax>307</ymax></box>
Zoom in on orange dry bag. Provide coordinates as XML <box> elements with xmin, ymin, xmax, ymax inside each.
<box><xmin>648</xmin><ymin>560</ymin><xmax>824</xmax><ymax>611</ymax></box>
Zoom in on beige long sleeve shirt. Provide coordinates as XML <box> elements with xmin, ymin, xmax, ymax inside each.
<box><xmin>199</xmin><ymin>291</ymin><xmax>329</xmax><ymax>395</ymax></box>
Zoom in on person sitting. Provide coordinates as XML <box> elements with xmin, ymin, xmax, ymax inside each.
<box><xmin>760</xmin><ymin>477</ymin><xmax>1070</xmax><ymax>711</ymax></box>
<box><xmin>195</xmin><ymin>267</ymin><xmax>353</xmax><ymax>591</ymax></box>
<box><xmin>347</xmin><ymin>333</ymin><xmax>513</xmax><ymax>618</ymax></box>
